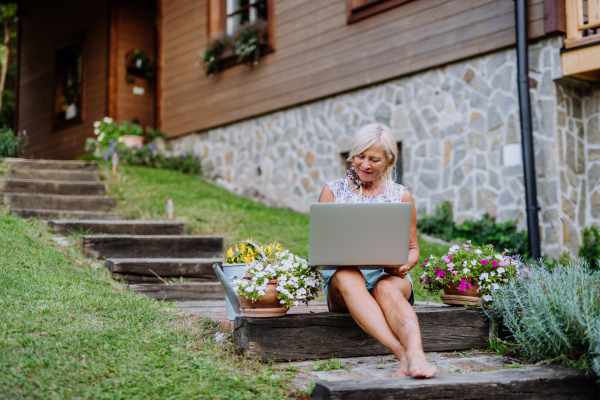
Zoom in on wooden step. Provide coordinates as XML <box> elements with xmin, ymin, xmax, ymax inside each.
<box><xmin>10</xmin><ymin>208</ymin><xmax>124</xmax><ymax>220</ymax></box>
<box><xmin>82</xmin><ymin>235</ymin><xmax>223</xmax><ymax>259</ymax></box>
<box><xmin>234</xmin><ymin>308</ymin><xmax>489</xmax><ymax>361</ymax></box>
<box><xmin>128</xmin><ymin>282</ymin><xmax>225</xmax><ymax>301</ymax></box>
<box><xmin>312</xmin><ymin>365</ymin><xmax>597</xmax><ymax>400</ymax></box>
<box><xmin>106</xmin><ymin>258</ymin><xmax>221</xmax><ymax>283</ymax></box>
<box><xmin>2</xmin><ymin>193</ymin><xmax>115</xmax><ymax>211</ymax></box>
<box><xmin>49</xmin><ymin>220</ymin><xmax>185</xmax><ymax>235</ymax></box>
<box><xmin>0</xmin><ymin>179</ymin><xmax>106</xmax><ymax>195</ymax></box>
<box><xmin>4</xmin><ymin>168</ymin><xmax>99</xmax><ymax>182</ymax></box>
<box><xmin>4</xmin><ymin>158</ymin><xmax>97</xmax><ymax>170</ymax></box>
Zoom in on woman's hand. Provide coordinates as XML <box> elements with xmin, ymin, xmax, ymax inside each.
<box><xmin>384</xmin><ymin>265</ymin><xmax>411</xmax><ymax>279</ymax></box>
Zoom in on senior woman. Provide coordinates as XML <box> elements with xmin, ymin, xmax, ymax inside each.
<box><xmin>317</xmin><ymin>123</ymin><xmax>437</xmax><ymax>379</ymax></box>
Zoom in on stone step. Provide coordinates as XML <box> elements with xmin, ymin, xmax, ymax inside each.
<box><xmin>2</xmin><ymin>193</ymin><xmax>115</xmax><ymax>211</ymax></box>
<box><xmin>49</xmin><ymin>220</ymin><xmax>185</xmax><ymax>235</ymax></box>
<box><xmin>312</xmin><ymin>365</ymin><xmax>597</xmax><ymax>400</ymax></box>
<box><xmin>3</xmin><ymin>168</ymin><xmax>99</xmax><ymax>182</ymax></box>
<box><xmin>128</xmin><ymin>282</ymin><xmax>225</xmax><ymax>302</ymax></box>
<box><xmin>105</xmin><ymin>258</ymin><xmax>221</xmax><ymax>283</ymax></box>
<box><xmin>82</xmin><ymin>235</ymin><xmax>223</xmax><ymax>259</ymax></box>
<box><xmin>234</xmin><ymin>308</ymin><xmax>489</xmax><ymax>362</ymax></box>
<box><xmin>3</xmin><ymin>158</ymin><xmax>97</xmax><ymax>170</ymax></box>
<box><xmin>10</xmin><ymin>208</ymin><xmax>124</xmax><ymax>220</ymax></box>
<box><xmin>0</xmin><ymin>179</ymin><xmax>106</xmax><ymax>195</ymax></box>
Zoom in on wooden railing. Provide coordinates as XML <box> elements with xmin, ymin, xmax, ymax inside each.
<box><xmin>565</xmin><ymin>0</ymin><xmax>600</xmax><ymax>47</ymax></box>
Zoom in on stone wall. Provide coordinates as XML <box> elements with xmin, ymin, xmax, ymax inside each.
<box><xmin>170</xmin><ymin>36</ymin><xmax>589</xmax><ymax>258</ymax></box>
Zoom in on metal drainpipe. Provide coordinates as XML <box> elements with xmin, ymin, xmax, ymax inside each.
<box><xmin>514</xmin><ymin>0</ymin><xmax>541</xmax><ymax>259</ymax></box>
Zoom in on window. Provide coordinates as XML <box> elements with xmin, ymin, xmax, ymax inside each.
<box><xmin>208</xmin><ymin>0</ymin><xmax>275</xmax><ymax>46</ymax></box>
<box><xmin>53</xmin><ymin>39</ymin><xmax>84</xmax><ymax>128</ymax></box>
<box><xmin>226</xmin><ymin>0</ymin><xmax>268</xmax><ymax>35</ymax></box>
<box><xmin>346</xmin><ymin>0</ymin><xmax>414</xmax><ymax>24</ymax></box>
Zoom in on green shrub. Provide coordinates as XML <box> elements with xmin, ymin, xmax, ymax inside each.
<box><xmin>0</xmin><ymin>125</ymin><xmax>27</xmax><ymax>158</ymax></box>
<box><xmin>115</xmin><ymin>143</ymin><xmax>202</xmax><ymax>175</ymax></box>
<box><xmin>485</xmin><ymin>261</ymin><xmax>600</xmax><ymax>380</ymax></box>
<box><xmin>419</xmin><ymin>201</ymin><xmax>529</xmax><ymax>258</ymax></box>
<box><xmin>580</xmin><ymin>226</ymin><xmax>600</xmax><ymax>271</ymax></box>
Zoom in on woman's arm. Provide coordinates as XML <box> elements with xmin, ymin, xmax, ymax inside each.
<box><xmin>318</xmin><ymin>185</ymin><xmax>335</xmax><ymax>203</ymax></box>
<box><xmin>384</xmin><ymin>189</ymin><xmax>420</xmax><ymax>279</ymax></box>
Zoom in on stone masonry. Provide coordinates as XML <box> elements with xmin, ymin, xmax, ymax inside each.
<box><xmin>170</xmin><ymin>36</ymin><xmax>599</xmax><ymax>258</ymax></box>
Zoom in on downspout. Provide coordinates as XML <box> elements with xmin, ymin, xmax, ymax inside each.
<box><xmin>514</xmin><ymin>0</ymin><xmax>541</xmax><ymax>259</ymax></box>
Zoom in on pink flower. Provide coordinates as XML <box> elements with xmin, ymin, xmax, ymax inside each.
<box><xmin>452</xmin><ymin>271</ymin><xmax>457</xmax><ymax>276</ymax></box>
<box><xmin>436</xmin><ymin>271</ymin><xmax>446</xmax><ymax>278</ymax></box>
<box><xmin>467</xmin><ymin>240</ymin><xmax>472</xmax><ymax>244</ymax></box>
<box><xmin>491</xmin><ymin>260</ymin><xmax>499</xmax><ymax>267</ymax></box>
<box><xmin>503</xmin><ymin>279</ymin><xmax>509</xmax><ymax>282</ymax></box>
<box><xmin>458</xmin><ymin>284</ymin><xmax>467</xmax><ymax>291</ymax></box>
<box><xmin>448</xmin><ymin>263</ymin><xmax>455</xmax><ymax>268</ymax></box>
<box><xmin>480</xmin><ymin>260</ymin><xmax>488</xmax><ymax>265</ymax></box>
<box><xmin>504</xmin><ymin>248</ymin><xmax>509</xmax><ymax>253</ymax></box>
<box><xmin>460</xmin><ymin>279</ymin><xmax>467</xmax><ymax>285</ymax></box>
<box><xmin>486</xmin><ymin>256</ymin><xmax>492</xmax><ymax>260</ymax></box>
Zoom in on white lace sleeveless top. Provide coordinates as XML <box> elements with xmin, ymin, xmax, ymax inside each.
<box><xmin>326</xmin><ymin>178</ymin><xmax>406</xmax><ymax>204</ymax></box>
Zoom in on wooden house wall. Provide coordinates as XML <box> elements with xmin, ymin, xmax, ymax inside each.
<box><xmin>161</xmin><ymin>0</ymin><xmax>547</xmax><ymax>139</ymax></box>
<box><xmin>19</xmin><ymin>0</ymin><xmax>109</xmax><ymax>160</ymax></box>
<box><xmin>114</xmin><ymin>0</ymin><xmax>156</xmax><ymax>128</ymax></box>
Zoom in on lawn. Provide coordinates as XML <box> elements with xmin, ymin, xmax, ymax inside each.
<box><xmin>103</xmin><ymin>164</ymin><xmax>448</xmax><ymax>302</ymax></box>
<box><xmin>0</xmin><ymin>211</ymin><xmax>295</xmax><ymax>399</ymax></box>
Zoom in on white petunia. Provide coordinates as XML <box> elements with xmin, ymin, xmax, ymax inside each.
<box><xmin>483</xmin><ymin>295</ymin><xmax>493</xmax><ymax>302</ymax></box>
<box><xmin>98</xmin><ymin>133</ymin><xmax>105</xmax><ymax>142</ymax></box>
<box><xmin>497</xmin><ymin>267</ymin><xmax>506</xmax><ymax>274</ymax></box>
<box><xmin>258</xmin><ymin>290</ymin><xmax>265</xmax><ymax>296</ymax></box>
<box><xmin>449</xmin><ymin>245</ymin><xmax>459</xmax><ymax>252</ymax></box>
<box><xmin>103</xmin><ymin>117</ymin><xmax>113</xmax><ymax>123</ymax></box>
<box><xmin>463</xmin><ymin>261</ymin><xmax>467</xmax><ymax>266</ymax></box>
<box><xmin>495</xmin><ymin>254</ymin><xmax>504</xmax><ymax>261</ymax></box>
<box><xmin>474</xmin><ymin>249</ymin><xmax>482</xmax><ymax>254</ymax></box>
<box><xmin>93</xmin><ymin>121</ymin><xmax>101</xmax><ymax>128</ymax></box>
<box><xmin>491</xmin><ymin>283</ymin><xmax>500</xmax><ymax>290</ymax></box>
<box><xmin>471</xmin><ymin>260</ymin><xmax>477</xmax><ymax>266</ymax></box>
<box><xmin>463</xmin><ymin>268</ymin><xmax>470</xmax><ymax>274</ymax></box>
<box><xmin>480</xmin><ymin>273</ymin><xmax>489</xmax><ymax>280</ymax></box>
<box><xmin>490</xmin><ymin>272</ymin><xmax>496</xmax><ymax>277</ymax></box>
<box><xmin>94</xmin><ymin>129</ymin><xmax>100</xmax><ymax>135</ymax></box>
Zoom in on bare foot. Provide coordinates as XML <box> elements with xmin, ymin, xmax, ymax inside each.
<box><xmin>392</xmin><ymin>356</ymin><xmax>409</xmax><ymax>377</ymax></box>
<box><xmin>408</xmin><ymin>358</ymin><xmax>437</xmax><ymax>378</ymax></box>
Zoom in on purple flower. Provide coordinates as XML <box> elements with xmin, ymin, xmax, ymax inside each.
<box><xmin>551</xmin><ymin>221</ymin><xmax>555</xmax><ymax>230</ymax></box>
<box><xmin>149</xmin><ymin>145</ymin><xmax>154</xmax><ymax>151</ymax></box>
<box><xmin>140</xmin><ymin>144</ymin><xmax>144</xmax><ymax>148</ymax></box>
<box><xmin>110</xmin><ymin>139</ymin><xmax>114</xmax><ymax>144</ymax></box>
<box><xmin>167</xmin><ymin>152</ymin><xmax>172</xmax><ymax>158</ymax></box>
<box><xmin>560</xmin><ymin>218</ymin><xmax>564</xmax><ymax>224</ymax></box>
<box><xmin>183</xmin><ymin>152</ymin><xmax>187</xmax><ymax>157</ymax></box>
<box><xmin>195</xmin><ymin>152</ymin><xmax>200</xmax><ymax>157</ymax></box>
<box><xmin>118</xmin><ymin>153</ymin><xmax>122</xmax><ymax>157</ymax></box>
<box><xmin>103</xmin><ymin>155</ymin><xmax>109</xmax><ymax>161</ymax></box>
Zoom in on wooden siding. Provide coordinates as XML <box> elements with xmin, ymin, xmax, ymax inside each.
<box><xmin>162</xmin><ymin>0</ymin><xmax>547</xmax><ymax>139</ymax></box>
<box><xmin>19</xmin><ymin>0</ymin><xmax>109</xmax><ymax>160</ymax></box>
<box><xmin>113</xmin><ymin>0</ymin><xmax>156</xmax><ymax>127</ymax></box>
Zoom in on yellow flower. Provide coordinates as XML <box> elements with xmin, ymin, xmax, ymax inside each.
<box><xmin>242</xmin><ymin>254</ymin><xmax>254</xmax><ymax>263</ymax></box>
<box><xmin>226</xmin><ymin>247</ymin><xmax>234</xmax><ymax>260</ymax></box>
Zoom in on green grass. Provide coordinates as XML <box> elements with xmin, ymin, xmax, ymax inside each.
<box><xmin>104</xmin><ymin>164</ymin><xmax>449</xmax><ymax>302</ymax></box>
<box><xmin>0</xmin><ymin>212</ymin><xmax>294</xmax><ymax>399</ymax></box>
<box><xmin>312</xmin><ymin>358</ymin><xmax>349</xmax><ymax>372</ymax></box>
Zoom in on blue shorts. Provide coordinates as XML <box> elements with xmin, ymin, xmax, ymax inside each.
<box><xmin>322</xmin><ymin>268</ymin><xmax>415</xmax><ymax>310</ymax></box>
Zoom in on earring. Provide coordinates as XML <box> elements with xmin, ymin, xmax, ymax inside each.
<box><xmin>347</xmin><ymin>163</ymin><xmax>364</xmax><ymax>189</ymax></box>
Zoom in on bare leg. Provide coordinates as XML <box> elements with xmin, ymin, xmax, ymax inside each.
<box><xmin>373</xmin><ymin>275</ymin><xmax>437</xmax><ymax>378</ymax></box>
<box><xmin>327</xmin><ymin>268</ymin><xmax>409</xmax><ymax>376</ymax></box>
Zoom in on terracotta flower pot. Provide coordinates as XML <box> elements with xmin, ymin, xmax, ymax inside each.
<box><xmin>440</xmin><ymin>281</ymin><xmax>481</xmax><ymax>306</ymax></box>
<box><xmin>122</xmin><ymin>135</ymin><xmax>144</xmax><ymax>148</ymax></box>
<box><xmin>238</xmin><ymin>278</ymin><xmax>290</xmax><ymax>318</ymax></box>
<box><xmin>443</xmin><ymin>281</ymin><xmax>481</xmax><ymax>297</ymax></box>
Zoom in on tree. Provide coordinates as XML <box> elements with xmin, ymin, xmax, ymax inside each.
<box><xmin>0</xmin><ymin>4</ymin><xmax>16</xmax><ymax>118</ymax></box>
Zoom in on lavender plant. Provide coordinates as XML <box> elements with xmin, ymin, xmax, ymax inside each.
<box><xmin>485</xmin><ymin>260</ymin><xmax>600</xmax><ymax>380</ymax></box>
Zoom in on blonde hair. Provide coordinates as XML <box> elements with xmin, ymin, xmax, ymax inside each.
<box><xmin>347</xmin><ymin>123</ymin><xmax>398</xmax><ymax>182</ymax></box>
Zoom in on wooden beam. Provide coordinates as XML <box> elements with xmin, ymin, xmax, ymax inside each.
<box><xmin>129</xmin><ymin>282</ymin><xmax>225</xmax><ymax>301</ymax></box>
<box><xmin>562</xmin><ymin>44</ymin><xmax>600</xmax><ymax>76</ymax></box>
<box><xmin>156</xmin><ymin>0</ymin><xmax>164</xmax><ymax>130</ymax></box>
<box><xmin>234</xmin><ymin>308</ymin><xmax>490</xmax><ymax>361</ymax></box>
<box><xmin>107</xmin><ymin>0</ymin><xmax>118</xmax><ymax>120</ymax></box>
<box><xmin>544</xmin><ymin>0</ymin><xmax>566</xmax><ymax>33</ymax></box>
<box><xmin>348</xmin><ymin>0</ymin><xmax>415</xmax><ymax>25</ymax></box>
<box><xmin>312</xmin><ymin>365</ymin><xmax>597</xmax><ymax>400</ymax></box>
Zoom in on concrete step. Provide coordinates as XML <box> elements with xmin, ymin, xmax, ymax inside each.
<box><xmin>0</xmin><ymin>179</ymin><xmax>106</xmax><ymax>195</ymax></box>
<box><xmin>3</xmin><ymin>158</ymin><xmax>97</xmax><ymax>170</ymax></box>
<box><xmin>312</xmin><ymin>365</ymin><xmax>597</xmax><ymax>400</ymax></box>
<box><xmin>234</xmin><ymin>308</ymin><xmax>490</xmax><ymax>361</ymax></box>
<box><xmin>106</xmin><ymin>258</ymin><xmax>221</xmax><ymax>283</ymax></box>
<box><xmin>82</xmin><ymin>235</ymin><xmax>223</xmax><ymax>259</ymax></box>
<box><xmin>128</xmin><ymin>282</ymin><xmax>225</xmax><ymax>302</ymax></box>
<box><xmin>4</xmin><ymin>168</ymin><xmax>99</xmax><ymax>182</ymax></box>
<box><xmin>2</xmin><ymin>193</ymin><xmax>115</xmax><ymax>211</ymax></box>
<box><xmin>11</xmin><ymin>208</ymin><xmax>124</xmax><ymax>220</ymax></box>
<box><xmin>49</xmin><ymin>220</ymin><xmax>185</xmax><ymax>235</ymax></box>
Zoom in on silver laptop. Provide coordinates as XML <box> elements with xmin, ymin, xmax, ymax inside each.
<box><xmin>309</xmin><ymin>203</ymin><xmax>412</xmax><ymax>269</ymax></box>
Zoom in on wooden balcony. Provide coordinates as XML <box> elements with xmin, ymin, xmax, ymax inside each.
<box><xmin>562</xmin><ymin>0</ymin><xmax>600</xmax><ymax>81</ymax></box>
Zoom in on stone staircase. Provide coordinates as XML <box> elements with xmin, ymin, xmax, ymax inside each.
<box><xmin>1</xmin><ymin>157</ymin><xmax>225</xmax><ymax>302</ymax></box>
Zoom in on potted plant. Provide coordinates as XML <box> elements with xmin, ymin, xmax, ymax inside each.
<box><xmin>234</xmin><ymin>19</ymin><xmax>268</xmax><ymax>67</ymax></box>
<box><xmin>118</xmin><ymin>120</ymin><xmax>144</xmax><ymax>148</ymax></box>
<box><xmin>420</xmin><ymin>242</ymin><xmax>521</xmax><ymax>305</ymax></box>
<box><xmin>126</xmin><ymin>49</ymin><xmax>154</xmax><ymax>79</ymax></box>
<box><xmin>214</xmin><ymin>240</ymin><xmax>322</xmax><ymax>318</ymax></box>
<box><xmin>201</xmin><ymin>33</ymin><xmax>234</xmax><ymax>77</ymax></box>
